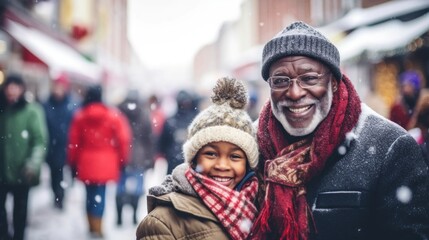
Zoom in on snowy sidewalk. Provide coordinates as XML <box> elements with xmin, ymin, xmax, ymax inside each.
<box><xmin>22</xmin><ymin>160</ymin><xmax>168</xmax><ymax>240</ymax></box>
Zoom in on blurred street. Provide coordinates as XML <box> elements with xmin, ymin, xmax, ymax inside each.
<box><xmin>26</xmin><ymin>166</ymin><xmax>141</xmax><ymax>240</ymax></box>
<box><xmin>8</xmin><ymin>160</ymin><xmax>168</xmax><ymax>240</ymax></box>
<box><xmin>1</xmin><ymin>1</ymin><xmax>429</xmax><ymax>239</ymax></box>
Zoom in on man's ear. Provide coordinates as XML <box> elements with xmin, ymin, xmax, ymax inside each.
<box><xmin>332</xmin><ymin>79</ymin><xmax>338</xmax><ymax>92</ymax></box>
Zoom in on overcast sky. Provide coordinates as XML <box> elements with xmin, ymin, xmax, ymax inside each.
<box><xmin>127</xmin><ymin>0</ymin><xmax>242</xmax><ymax>70</ymax></box>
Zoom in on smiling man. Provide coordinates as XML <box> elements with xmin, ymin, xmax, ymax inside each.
<box><xmin>249</xmin><ymin>21</ymin><xmax>429</xmax><ymax>240</ymax></box>
<box><xmin>269</xmin><ymin>56</ymin><xmax>335</xmax><ymax>136</ymax></box>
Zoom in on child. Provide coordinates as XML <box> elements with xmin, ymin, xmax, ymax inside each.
<box><xmin>136</xmin><ymin>77</ymin><xmax>259</xmax><ymax>240</ymax></box>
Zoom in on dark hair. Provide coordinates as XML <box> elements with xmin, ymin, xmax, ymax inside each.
<box><xmin>4</xmin><ymin>74</ymin><xmax>26</xmax><ymax>86</ymax></box>
<box><xmin>0</xmin><ymin>74</ymin><xmax>27</xmax><ymax>110</ymax></box>
<box><xmin>82</xmin><ymin>84</ymin><xmax>103</xmax><ymax>106</ymax></box>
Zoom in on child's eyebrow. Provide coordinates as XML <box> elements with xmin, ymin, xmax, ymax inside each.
<box><xmin>231</xmin><ymin>146</ymin><xmax>244</xmax><ymax>152</ymax></box>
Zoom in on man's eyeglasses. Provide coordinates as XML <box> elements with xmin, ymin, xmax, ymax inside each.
<box><xmin>268</xmin><ymin>72</ymin><xmax>331</xmax><ymax>91</ymax></box>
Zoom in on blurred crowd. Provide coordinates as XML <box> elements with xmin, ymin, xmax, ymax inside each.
<box><xmin>0</xmin><ymin>71</ymin><xmax>262</xmax><ymax>240</ymax></box>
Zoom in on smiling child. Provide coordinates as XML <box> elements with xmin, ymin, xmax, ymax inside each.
<box><xmin>136</xmin><ymin>77</ymin><xmax>259</xmax><ymax>240</ymax></box>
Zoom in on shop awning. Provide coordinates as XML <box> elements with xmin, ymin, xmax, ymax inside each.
<box><xmin>3</xmin><ymin>18</ymin><xmax>102</xmax><ymax>82</ymax></box>
<box><xmin>337</xmin><ymin>13</ymin><xmax>429</xmax><ymax>62</ymax></box>
<box><xmin>318</xmin><ymin>0</ymin><xmax>429</xmax><ymax>39</ymax></box>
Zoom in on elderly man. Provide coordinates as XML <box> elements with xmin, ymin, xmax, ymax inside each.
<box><xmin>249</xmin><ymin>21</ymin><xmax>429</xmax><ymax>240</ymax></box>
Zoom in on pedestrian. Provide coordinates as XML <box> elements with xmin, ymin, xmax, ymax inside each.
<box><xmin>157</xmin><ymin>89</ymin><xmax>199</xmax><ymax>174</ymax></box>
<box><xmin>42</xmin><ymin>72</ymin><xmax>79</xmax><ymax>210</ymax></box>
<box><xmin>115</xmin><ymin>89</ymin><xmax>154</xmax><ymax>226</ymax></box>
<box><xmin>389</xmin><ymin>70</ymin><xmax>422</xmax><ymax>130</ymax></box>
<box><xmin>136</xmin><ymin>77</ymin><xmax>259</xmax><ymax>240</ymax></box>
<box><xmin>247</xmin><ymin>90</ymin><xmax>260</xmax><ymax>121</ymax></box>
<box><xmin>148</xmin><ymin>94</ymin><xmax>165</xmax><ymax>140</ymax></box>
<box><xmin>408</xmin><ymin>90</ymin><xmax>429</xmax><ymax>164</ymax></box>
<box><xmin>0</xmin><ymin>74</ymin><xmax>48</xmax><ymax>240</ymax></box>
<box><xmin>249</xmin><ymin>21</ymin><xmax>429</xmax><ymax>240</ymax></box>
<box><xmin>148</xmin><ymin>94</ymin><xmax>166</xmax><ymax>160</ymax></box>
<box><xmin>67</xmin><ymin>84</ymin><xmax>131</xmax><ymax>238</ymax></box>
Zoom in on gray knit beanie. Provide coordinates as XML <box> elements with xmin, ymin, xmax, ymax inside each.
<box><xmin>182</xmin><ymin>77</ymin><xmax>259</xmax><ymax>169</ymax></box>
<box><xmin>261</xmin><ymin>21</ymin><xmax>341</xmax><ymax>81</ymax></box>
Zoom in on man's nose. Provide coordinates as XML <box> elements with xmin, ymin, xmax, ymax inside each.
<box><xmin>285</xmin><ymin>80</ymin><xmax>307</xmax><ymax>100</ymax></box>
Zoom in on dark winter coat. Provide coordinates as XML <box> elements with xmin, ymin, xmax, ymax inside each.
<box><xmin>302</xmin><ymin>104</ymin><xmax>429</xmax><ymax>239</ymax></box>
<box><xmin>136</xmin><ymin>164</ymin><xmax>229</xmax><ymax>240</ymax></box>
<box><xmin>43</xmin><ymin>94</ymin><xmax>79</xmax><ymax>168</ymax></box>
<box><xmin>67</xmin><ymin>103</ymin><xmax>131</xmax><ymax>184</ymax></box>
<box><xmin>117</xmin><ymin>96</ymin><xmax>154</xmax><ymax>171</ymax></box>
<box><xmin>157</xmin><ymin>103</ymin><xmax>198</xmax><ymax>174</ymax></box>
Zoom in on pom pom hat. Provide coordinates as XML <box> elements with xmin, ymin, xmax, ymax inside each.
<box><xmin>261</xmin><ymin>21</ymin><xmax>342</xmax><ymax>81</ymax></box>
<box><xmin>183</xmin><ymin>77</ymin><xmax>259</xmax><ymax>169</ymax></box>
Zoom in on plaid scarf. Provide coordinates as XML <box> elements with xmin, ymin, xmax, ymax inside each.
<box><xmin>249</xmin><ymin>75</ymin><xmax>361</xmax><ymax>240</ymax></box>
<box><xmin>185</xmin><ymin>168</ymin><xmax>258</xmax><ymax>240</ymax></box>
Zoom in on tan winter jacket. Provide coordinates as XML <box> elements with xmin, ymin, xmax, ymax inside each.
<box><xmin>136</xmin><ymin>192</ymin><xmax>229</xmax><ymax>240</ymax></box>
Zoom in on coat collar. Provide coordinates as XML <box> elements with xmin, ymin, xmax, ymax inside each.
<box><xmin>148</xmin><ymin>192</ymin><xmax>218</xmax><ymax>222</ymax></box>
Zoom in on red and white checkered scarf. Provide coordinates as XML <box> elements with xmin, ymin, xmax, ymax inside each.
<box><xmin>185</xmin><ymin>168</ymin><xmax>258</xmax><ymax>240</ymax></box>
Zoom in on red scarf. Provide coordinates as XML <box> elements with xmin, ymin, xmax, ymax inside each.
<box><xmin>249</xmin><ymin>75</ymin><xmax>361</xmax><ymax>240</ymax></box>
<box><xmin>185</xmin><ymin>168</ymin><xmax>259</xmax><ymax>240</ymax></box>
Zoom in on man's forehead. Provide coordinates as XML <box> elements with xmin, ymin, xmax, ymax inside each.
<box><xmin>271</xmin><ymin>56</ymin><xmax>325</xmax><ymax>70</ymax></box>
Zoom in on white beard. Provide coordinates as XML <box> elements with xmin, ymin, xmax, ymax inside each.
<box><xmin>271</xmin><ymin>82</ymin><xmax>334</xmax><ymax>136</ymax></box>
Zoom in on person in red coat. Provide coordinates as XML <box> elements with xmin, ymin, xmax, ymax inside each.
<box><xmin>67</xmin><ymin>84</ymin><xmax>131</xmax><ymax>238</ymax></box>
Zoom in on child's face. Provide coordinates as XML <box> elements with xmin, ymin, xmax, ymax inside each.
<box><xmin>195</xmin><ymin>141</ymin><xmax>247</xmax><ymax>189</ymax></box>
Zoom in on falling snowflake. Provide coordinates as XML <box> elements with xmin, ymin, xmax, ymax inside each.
<box><xmin>94</xmin><ymin>195</ymin><xmax>102</xmax><ymax>203</ymax></box>
<box><xmin>195</xmin><ymin>164</ymin><xmax>203</xmax><ymax>173</ymax></box>
<box><xmin>150</xmin><ymin>103</ymin><xmax>157</xmax><ymax>110</ymax></box>
<box><xmin>21</xmin><ymin>130</ymin><xmax>29</xmax><ymax>139</ymax></box>
<box><xmin>396</xmin><ymin>185</ymin><xmax>412</xmax><ymax>204</ymax></box>
<box><xmin>338</xmin><ymin>146</ymin><xmax>347</xmax><ymax>155</ymax></box>
<box><xmin>239</xmin><ymin>218</ymin><xmax>252</xmax><ymax>233</ymax></box>
<box><xmin>344</xmin><ymin>132</ymin><xmax>357</xmax><ymax>146</ymax></box>
<box><xmin>127</xmin><ymin>103</ymin><xmax>137</xmax><ymax>110</ymax></box>
<box><xmin>60</xmin><ymin>181</ymin><xmax>68</xmax><ymax>189</ymax></box>
<box><xmin>367</xmin><ymin>146</ymin><xmax>376</xmax><ymax>155</ymax></box>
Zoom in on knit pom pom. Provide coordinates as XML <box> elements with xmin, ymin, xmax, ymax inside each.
<box><xmin>211</xmin><ymin>77</ymin><xmax>247</xmax><ymax>109</ymax></box>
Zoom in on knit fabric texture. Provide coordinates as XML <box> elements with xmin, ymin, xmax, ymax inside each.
<box><xmin>182</xmin><ymin>77</ymin><xmax>259</xmax><ymax>169</ymax></box>
<box><xmin>261</xmin><ymin>21</ymin><xmax>341</xmax><ymax>81</ymax></box>
<box><xmin>149</xmin><ymin>163</ymin><xmax>197</xmax><ymax>197</ymax></box>
<box><xmin>185</xmin><ymin>167</ymin><xmax>258</xmax><ymax>240</ymax></box>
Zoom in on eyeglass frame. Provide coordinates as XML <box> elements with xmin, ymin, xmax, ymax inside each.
<box><xmin>267</xmin><ymin>72</ymin><xmax>331</xmax><ymax>91</ymax></box>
